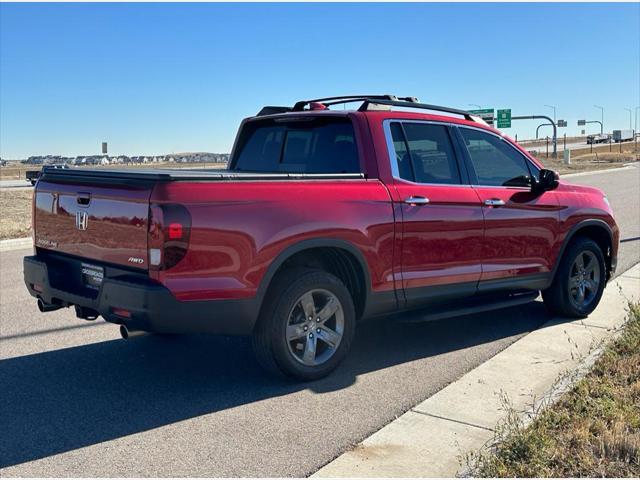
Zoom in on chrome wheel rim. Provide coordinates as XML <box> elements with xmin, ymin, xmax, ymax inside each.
<box><xmin>569</xmin><ymin>251</ymin><xmax>600</xmax><ymax>309</ymax></box>
<box><xmin>286</xmin><ymin>289</ymin><xmax>344</xmax><ymax>367</ymax></box>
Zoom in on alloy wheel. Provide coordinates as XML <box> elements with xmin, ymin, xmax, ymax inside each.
<box><xmin>568</xmin><ymin>250</ymin><xmax>600</xmax><ymax>309</ymax></box>
<box><xmin>285</xmin><ymin>289</ymin><xmax>345</xmax><ymax>367</ymax></box>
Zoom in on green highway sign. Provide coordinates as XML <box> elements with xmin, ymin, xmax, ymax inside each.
<box><xmin>496</xmin><ymin>109</ymin><xmax>511</xmax><ymax>128</ymax></box>
<box><xmin>469</xmin><ymin>108</ymin><xmax>494</xmax><ymax>125</ymax></box>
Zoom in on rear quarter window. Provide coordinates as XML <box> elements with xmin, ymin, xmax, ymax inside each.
<box><xmin>231</xmin><ymin>117</ymin><xmax>360</xmax><ymax>174</ymax></box>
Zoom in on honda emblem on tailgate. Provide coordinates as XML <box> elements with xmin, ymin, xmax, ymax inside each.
<box><xmin>75</xmin><ymin>211</ymin><xmax>88</xmax><ymax>231</ymax></box>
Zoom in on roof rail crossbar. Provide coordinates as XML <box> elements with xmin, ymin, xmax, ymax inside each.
<box><xmin>358</xmin><ymin>99</ymin><xmax>475</xmax><ymax>121</ymax></box>
<box><xmin>292</xmin><ymin>95</ymin><xmax>402</xmax><ymax>111</ymax></box>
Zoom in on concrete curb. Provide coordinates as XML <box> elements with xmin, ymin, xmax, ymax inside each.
<box><xmin>0</xmin><ymin>237</ymin><xmax>32</xmax><ymax>252</ymax></box>
<box><xmin>562</xmin><ymin>163</ymin><xmax>638</xmax><ymax>178</ymax></box>
<box><xmin>312</xmin><ymin>263</ymin><xmax>640</xmax><ymax>478</ymax></box>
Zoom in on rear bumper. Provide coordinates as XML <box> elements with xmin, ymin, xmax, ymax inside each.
<box><xmin>23</xmin><ymin>254</ymin><xmax>259</xmax><ymax>335</ymax></box>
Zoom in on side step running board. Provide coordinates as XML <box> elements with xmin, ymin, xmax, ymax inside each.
<box><xmin>396</xmin><ymin>291</ymin><xmax>539</xmax><ymax>324</ymax></box>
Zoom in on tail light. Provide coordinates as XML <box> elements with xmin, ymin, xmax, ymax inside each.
<box><xmin>148</xmin><ymin>203</ymin><xmax>191</xmax><ymax>270</ymax></box>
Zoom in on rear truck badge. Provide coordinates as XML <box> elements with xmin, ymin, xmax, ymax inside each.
<box><xmin>36</xmin><ymin>237</ymin><xmax>58</xmax><ymax>248</ymax></box>
<box><xmin>75</xmin><ymin>211</ymin><xmax>88</xmax><ymax>231</ymax></box>
<box><xmin>128</xmin><ymin>257</ymin><xmax>144</xmax><ymax>265</ymax></box>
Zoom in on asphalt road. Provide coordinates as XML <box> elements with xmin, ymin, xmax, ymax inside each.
<box><xmin>1</xmin><ymin>165</ymin><xmax>638</xmax><ymax>476</ymax></box>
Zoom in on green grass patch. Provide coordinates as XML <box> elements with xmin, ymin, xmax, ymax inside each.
<box><xmin>467</xmin><ymin>303</ymin><xmax>640</xmax><ymax>477</ymax></box>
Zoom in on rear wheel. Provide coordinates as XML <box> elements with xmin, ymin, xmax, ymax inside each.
<box><xmin>252</xmin><ymin>269</ymin><xmax>356</xmax><ymax>381</ymax></box>
<box><xmin>542</xmin><ymin>237</ymin><xmax>606</xmax><ymax>318</ymax></box>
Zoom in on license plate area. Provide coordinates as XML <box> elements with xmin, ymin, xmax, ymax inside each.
<box><xmin>81</xmin><ymin>262</ymin><xmax>104</xmax><ymax>290</ymax></box>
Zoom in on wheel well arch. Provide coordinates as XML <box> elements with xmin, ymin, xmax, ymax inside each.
<box><xmin>257</xmin><ymin>239</ymin><xmax>371</xmax><ymax>320</ymax></box>
<box><xmin>555</xmin><ymin>220</ymin><xmax>614</xmax><ymax>280</ymax></box>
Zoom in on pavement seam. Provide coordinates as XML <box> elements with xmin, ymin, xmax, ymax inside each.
<box><xmin>409</xmin><ymin>409</ymin><xmax>494</xmax><ymax>432</ymax></box>
<box><xmin>563</xmin><ymin>321</ymin><xmax>612</xmax><ymax>331</ymax></box>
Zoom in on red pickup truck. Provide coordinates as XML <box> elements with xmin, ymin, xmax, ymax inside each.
<box><xmin>24</xmin><ymin>95</ymin><xmax>619</xmax><ymax>380</ymax></box>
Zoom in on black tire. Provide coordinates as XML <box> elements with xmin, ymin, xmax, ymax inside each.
<box><xmin>252</xmin><ymin>268</ymin><xmax>356</xmax><ymax>381</ymax></box>
<box><xmin>542</xmin><ymin>237</ymin><xmax>606</xmax><ymax>318</ymax></box>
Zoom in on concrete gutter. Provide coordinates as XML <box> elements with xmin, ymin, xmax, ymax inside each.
<box><xmin>0</xmin><ymin>237</ymin><xmax>32</xmax><ymax>252</ymax></box>
<box><xmin>313</xmin><ymin>263</ymin><xmax>640</xmax><ymax>478</ymax></box>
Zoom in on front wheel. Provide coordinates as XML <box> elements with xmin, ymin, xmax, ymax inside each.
<box><xmin>542</xmin><ymin>237</ymin><xmax>606</xmax><ymax>318</ymax></box>
<box><xmin>252</xmin><ymin>269</ymin><xmax>356</xmax><ymax>381</ymax></box>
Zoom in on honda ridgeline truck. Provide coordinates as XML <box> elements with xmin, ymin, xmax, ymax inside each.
<box><xmin>24</xmin><ymin>95</ymin><xmax>619</xmax><ymax>380</ymax></box>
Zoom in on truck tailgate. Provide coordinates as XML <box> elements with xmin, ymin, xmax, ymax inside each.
<box><xmin>34</xmin><ymin>178</ymin><xmax>152</xmax><ymax>269</ymax></box>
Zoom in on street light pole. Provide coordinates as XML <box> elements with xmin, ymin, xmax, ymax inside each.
<box><xmin>468</xmin><ymin>103</ymin><xmax>482</xmax><ymax>109</ymax></box>
<box><xmin>635</xmin><ymin>106</ymin><xmax>639</xmax><ymax>134</ymax></box>
<box><xmin>624</xmin><ymin>108</ymin><xmax>633</xmax><ymax>129</ymax></box>
<box><xmin>544</xmin><ymin>104</ymin><xmax>557</xmax><ymax>123</ymax></box>
<box><xmin>594</xmin><ymin>105</ymin><xmax>604</xmax><ymax>133</ymax></box>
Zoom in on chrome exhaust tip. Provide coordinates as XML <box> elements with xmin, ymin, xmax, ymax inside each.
<box><xmin>37</xmin><ymin>298</ymin><xmax>62</xmax><ymax>313</ymax></box>
<box><xmin>119</xmin><ymin>325</ymin><xmax>147</xmax><ymax>340</ymax></box>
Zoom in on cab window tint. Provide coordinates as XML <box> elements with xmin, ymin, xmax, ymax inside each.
<box><xmin>460</xmin><ymin>128</ymin><xmax>533</xmax><ymax>186</ymax></box>
<box><xmin>233</xmin><ymin>118</ymin><xmax>360</xmax><ymax>173</ymax></box>
<box><xmin>390</xmin><ymin>122</ymin><xmax>461</xmax><ymax>184</ymax></box>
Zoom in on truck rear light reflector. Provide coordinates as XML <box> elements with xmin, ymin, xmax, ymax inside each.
<box><xmin>168</xmin><ymin>223</ymin><xmax>183</xmax><ymax>240</ymax></box>
<box><xmin>149</xmin><ymin>248</ymin><xmax>162</xmax><ymax>266</ymax></box>
<box><xmin>112</xmin><ymin>308</ymin><xmax>131</xmax><ymax>319</ymax></box>
<box><xmin>148</xmin><ymin>203</ymin><xmax>191</xmax><ymax>271</ymax></box>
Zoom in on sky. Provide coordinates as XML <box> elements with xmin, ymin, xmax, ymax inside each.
<box><xmin>1</xmin><ymin>2</ymin><xmax>639</xmax><ymax>159</ymax></box>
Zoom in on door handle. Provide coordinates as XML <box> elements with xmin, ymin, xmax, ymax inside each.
<box><xmin>404</xmin><ymin>196</ymin><xmax>430</xmax><ymax>206</ymax></box>
<box><xmin>484</xmin><ymin>198</ymin><xmax>506</xmax><ymax>207</ymax></box>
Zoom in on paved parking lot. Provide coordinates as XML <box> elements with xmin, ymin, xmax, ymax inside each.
<box><xmin>1</xmin><ymin>164</ymin><xmax>638</xmax><ymax>476</ymax></box>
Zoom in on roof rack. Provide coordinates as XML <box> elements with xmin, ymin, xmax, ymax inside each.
<box><xmin>257</xmin><ymin>95</ymin><xmax>481</xmax><ymax>123</ymax></box>
<box><xmin>358</xmin><ymin>98</ymin><xmax>477</xmax><ymax>122</ymax></box>
<box><xmin>291</xmin><ymin>95</ymin><xmax>419</xmax><ymax>111</ymax></box>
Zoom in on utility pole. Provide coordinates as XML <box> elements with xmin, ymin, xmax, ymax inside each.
<box><xmin>594</xmin><ymin>105</ymin><xmax>604</xmax><ymax>133</ymax></box>
<box><xmin>624</xmin><ymin>108</ymin><xmax>632</xmax><ymax>129</ymax></box>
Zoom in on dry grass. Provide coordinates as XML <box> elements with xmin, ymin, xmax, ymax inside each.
<box><xmin>0</xmin><ymin>188</ymin><xmax>33</xmax><ymax>240</ymax></box>
<box><xmin>536</xmin><ymin>152</ymin><xmax>638</xmax><ymax>175</ymax></box>
<box><xmin>466</xmin><ymin>304</ymin><xmax>640</xmax><ymax>477</ymax></box>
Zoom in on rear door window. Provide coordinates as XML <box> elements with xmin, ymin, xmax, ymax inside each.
<box><xmin>389</xmin><ymin>122</ymin><xmax>461</xmax><ymax>184</ymax></box>
<box><xmin>232</xmin><ymin>118</ymin><xmax>360</xmax><ymax>173</ymax></box>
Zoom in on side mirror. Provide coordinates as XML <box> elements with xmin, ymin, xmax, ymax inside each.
<box><xmin>534</xmin><ymin>169</ymin><xmax>560</xmax><ymax>192</ymax></box>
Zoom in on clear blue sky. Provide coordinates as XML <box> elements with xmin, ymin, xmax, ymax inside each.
<box><xmin>1</xmin><ymin>2</ymin><xmax>638</xmax><ymax>158</ymax></box>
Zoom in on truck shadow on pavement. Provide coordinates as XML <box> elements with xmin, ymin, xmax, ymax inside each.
<box><xmin>1</xmin><ymin>301</ymin><xmax>553</xmax><ymax>469</ymax></box>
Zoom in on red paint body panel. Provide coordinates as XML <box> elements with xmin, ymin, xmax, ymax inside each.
<box><xmin>472</xmin><ymin>186</ymin><xmax>562</xmax><ymax>280</ymax></box>
<box><xmin>150</xmin><ymin>179</ymin><xmax>396</xmax><ymax>301</ymax></box>
<box><xmin>392</xmin><ymin>181</ymin><xmax>485</xmax><ymax>289</ymax></box>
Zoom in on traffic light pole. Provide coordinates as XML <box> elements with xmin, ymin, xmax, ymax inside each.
<box><xmin>536</xmin><ymin>122</ymin><xmax>553</xmax><ymax>139</ymax></box>
<box><xmin>585</xmin><ymin>120</ymin><xmax>603</xmax><ymax>134</ymax></box>
<box><xmin>513</xmin><ymin>115</ymin><xmax>557</xmax><ymax>157</ymax></box>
